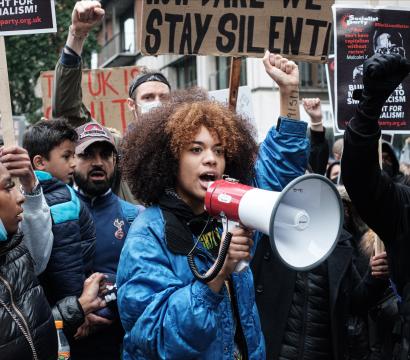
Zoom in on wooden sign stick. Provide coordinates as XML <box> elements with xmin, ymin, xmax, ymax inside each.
<box><xmin>228</xmin><ymin>57</ymin><xmax>242</xmax><ymax>111</ymax></box>
<box><xmin>0</xmin><ymin>36</ymin><xmax>16</xmax><ymax>146</ymax></box>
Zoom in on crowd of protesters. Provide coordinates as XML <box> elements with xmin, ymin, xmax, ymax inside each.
<box><xmin>2</xmin><ymin>1</ymin><xmax>410</xmax><ymax>360</ymax></box>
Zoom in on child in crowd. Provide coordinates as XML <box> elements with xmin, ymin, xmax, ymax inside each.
<box><xmin>23</xmin><ymin>119</ymin><xmax>96</xmax><ymax>329</ymax></box>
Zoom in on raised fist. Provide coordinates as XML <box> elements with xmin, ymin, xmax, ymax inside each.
<box><xmin>262</xmin><ymin>51</ymin><xmax>299</xmax><ymax>93</ymax></box>
<box><xmin>355</xmin><ymin>54</ymin><xmax>410</xmax><ymax>118</ymax></box>
<box><xmin>363</xmin><ymin>53</ymin><xmax>410</xmax><ymax>100</ymax></box>
<box><xmin>71</xmin><ymin>1</ymin><xmax>105</xmax><ymax>36</ymax></box>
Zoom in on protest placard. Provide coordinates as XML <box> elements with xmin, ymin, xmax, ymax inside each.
<box><xmin>0</xmin><ymin>0</ymin><xmax>56</xmax><ymax>36</ymax></box>
<box><xmin>324</xmin><ymin>54</ymin><xmax>342</xmax><ymax>134</ymax></box>
<box><xmin>334</xmin><ymin>5</ymin><xmax>410</xmax><ymax>133</ymax></box>
<box><xmin>137</xmin><ymin>0</ymin><xmax>333</xmax><ymax>63</ymax></box>
<box><xmin>40</xmin><ymin>65</ymin><xmax>141</xmax><ymax>134</ymax></box>
<box><xmin>0</xmin><ymin>0</ymin><xmax>56</xmax><ymax>146</ymax></box>
<box><xmin>209</xmin><ymin>85</ymin><xmax>255</xmax><ymax>126</ymax></box>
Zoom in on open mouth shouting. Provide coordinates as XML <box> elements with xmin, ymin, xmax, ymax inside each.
<box><xmin>199</xmin><ymin>171</ymin><xmax>218</xmax><ymax>190</ymax></box>
<box><xmin>89</xmin><ymin>169</ymin><xmax>107</xmax><ymax>182</ymax></box>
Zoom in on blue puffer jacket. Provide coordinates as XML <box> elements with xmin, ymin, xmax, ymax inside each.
<box><xmin>36</xmin><ymin>171</ymin><xmax>96</xmax><ymax>306</ymax></box>
<box><xmin>117</xmin><ymin>118</ymin><xmax>308</xmax><ymax>360</ymax></box>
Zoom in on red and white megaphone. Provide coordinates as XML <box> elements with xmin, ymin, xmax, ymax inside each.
<box><xmin>204</xmin><ymin>174</ymin><xmax>343</xmax><ymax>271</ymax></box>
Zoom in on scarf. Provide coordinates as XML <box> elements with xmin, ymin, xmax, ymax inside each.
<box><xmin>158</xmin><ymin>190</ymin><xmax>220</xmax><ymax>256</ymax></box>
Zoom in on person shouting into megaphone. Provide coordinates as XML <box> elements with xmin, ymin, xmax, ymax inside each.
<box><xmin>116</xmin><ymin>52</ymin><xmax>309</xmax><ymax>359</ymax></box>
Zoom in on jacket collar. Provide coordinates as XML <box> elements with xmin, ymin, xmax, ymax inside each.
<box><xmin>73</xmin><ymin>184</ymin><xmax>112</xmax><ymax>205</ymax></box>
<box><xmin>0</xmin><ymin>232</ymin><xmax>23</xmax><ymax>257</ymax></box>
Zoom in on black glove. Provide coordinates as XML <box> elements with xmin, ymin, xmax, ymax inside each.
<box><xmin>354</xmin><ymin>53</ymin><xmax>410</xmax><ymax>119</ymax></box>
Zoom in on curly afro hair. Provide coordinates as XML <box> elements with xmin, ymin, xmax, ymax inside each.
<box><xmin>121</xmin><ymin>88</ymin><xmax>258</xmax><ymax>206</ymax></box>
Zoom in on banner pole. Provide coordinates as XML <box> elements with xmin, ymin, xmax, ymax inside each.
<box><xmin>228</xmin><ymin>57</ymin><xmax>242</xmax><ymax>111</ymax></box>
<box><xmin>0</xmin><ymin>36</ymin><xmax>16</xmax><ymax>146</ymax></box>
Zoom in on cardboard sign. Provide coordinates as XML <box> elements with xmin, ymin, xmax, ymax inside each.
<box><xmin>40</xmin><ymin>65</ymin><xmax>141</xmax><ymax>134</ymax></box>
<box><xmin>138</xmin><ymin>0</ymin><xmax>333</xmax><ymax>63</ymax></box>
<box><xmin>0</xmin><ymin>0</ymin><xmax>56</xmax><ymax>36</ymax></box>
<box><xmin>334</xmin><ymin>5</ymin><xmax>410</xmax><ymax>133</ymax></box>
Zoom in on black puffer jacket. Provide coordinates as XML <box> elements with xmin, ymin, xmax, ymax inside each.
<box><xmin>279</xmin><ymin>263</ymin><xmax>332</xmax><ymax>360</ymax></box>
<box><xmin>252</xmin><ymin>230</ymin><xmax>388</xmax><ymax>360</ymax></box>
<box><xmin>0</xmin><ymin>233</ymin><xmax>57</xmax><ymax>360</ymax></box>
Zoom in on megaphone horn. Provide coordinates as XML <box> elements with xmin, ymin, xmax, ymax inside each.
<box><xmin>205</xmin><ymin>174</ymin><xmax>343</xmax><ymax>271</ymax></box>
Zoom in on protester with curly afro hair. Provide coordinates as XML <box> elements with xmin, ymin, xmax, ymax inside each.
<box><xmin>117</xmin><ymin>51</ymin><xmax>309</xmax><ymax>360</ymax></box>
<box><xmin>120</xmin><ymin>88</ymin><xmax>257</xmax><ymax>207</ymax></box>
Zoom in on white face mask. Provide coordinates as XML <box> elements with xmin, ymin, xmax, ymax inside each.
<box><xmin>137</xmin><ymin>100</ymin><xmax>162</xmax><ymax>114</ymax></box>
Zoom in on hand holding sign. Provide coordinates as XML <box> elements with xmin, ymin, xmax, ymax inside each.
<box><xmin>71</xmin><ymin>1</ymin><xmax>104</xmax><ymax>37</ymax></box>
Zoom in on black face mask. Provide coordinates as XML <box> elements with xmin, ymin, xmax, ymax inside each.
<box><xmin>331</xmin><ymin>177</ymin><xmax>339</xmax><ymax>185</ymax></box>
<box><xmin>382</xmin><ymin>164</ymin><xmax>395</xmax><ymax>178</ymax></box>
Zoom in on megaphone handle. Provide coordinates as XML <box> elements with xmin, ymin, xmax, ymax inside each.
<box><xmin>221</xmin><ymin>217</ymin><xmax>249</xmax><ymax>273</ymax></box>
<box><xmin>235</xmin><ymin>259</ymin><xmax>249</xmax><ymax>272</ymax></box>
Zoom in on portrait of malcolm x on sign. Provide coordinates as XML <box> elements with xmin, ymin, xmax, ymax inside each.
<box><xmin>353</xmin><ymin>29</ymin><xmax>406</xmax><ymax>83</ymax></box>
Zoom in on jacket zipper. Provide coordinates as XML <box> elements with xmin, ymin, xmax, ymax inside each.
<box><xmin>0</xmin><ymin>275</ymin><xmax>39</xmax><ymax>360</ymax></box>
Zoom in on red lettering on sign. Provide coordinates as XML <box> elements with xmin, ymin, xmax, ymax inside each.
<box><xmin>44</xmin><ymin>106</ymin><xmax>52</xmax><ymax>119</ymax></box>
<box><xmin>124</xmin><ymin>69</ymin><xmax>130</xmax><ymax>94</ymax></box>
<box><xmin>42</xmin><ymin>73</ymin><xmax>54</xmax><ymax>98</ymax></box>
<box><xmin>131</xmin><ymin>68</ymin><xmax>139</xmax><ymax>79</ymax></box>
<box><xmin>112</xmin><ymin>99</ymin><xmax>128</xmax><ymax>133</ymax></box>
<box><xmin>102</xmin><ymin>71</ymin><xmax>119</xmax><ymax>96</ymax></box>
<box><xmin>100</xmin><ymin>102</ymin><xmax>106</xmax><ymax>125</ymax></box>
<box><xmin>89</xmin><ymin>101</ymin><xmax>96</xmax><ymax>119</ymax></box>
<box><xmin>88</xmin><ymin>73</ymin><xmax>102</xmax><ymax>97</ymax></box>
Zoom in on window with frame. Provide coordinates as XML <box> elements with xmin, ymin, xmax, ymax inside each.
<box><xmin>215</xmin><ymin>57</ymin><xmax>247</xmax><ymax>90</ymax></box>
<box><xmin>172</xmin><ymin>56</ymin><xmax>198</xmax><ymax>89</ymax></box>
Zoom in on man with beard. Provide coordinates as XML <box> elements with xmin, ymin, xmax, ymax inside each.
<box><xmin>72</xmin><ymin>122</ymin><xmax>144</xmax><ymax>360</ymax></box>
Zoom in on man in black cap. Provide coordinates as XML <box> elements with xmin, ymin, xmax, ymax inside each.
<box><xmin>127</xmin><ymin>70</ymin><xmax>171</xmax><ymax>121</ymax></box>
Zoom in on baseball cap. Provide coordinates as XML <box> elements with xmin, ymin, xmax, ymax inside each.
<box><xmin>75</xmin><ymin>122</ymin><xmax>116</xmax><ymax>155</ymax></box>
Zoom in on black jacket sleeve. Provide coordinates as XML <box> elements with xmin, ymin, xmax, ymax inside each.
<box><xmin>342</xmin><ymin>110</ymin><xmax>410</xmax><ymax>294</ymax></box>
<box><xmin>341</xmin><ymin>110</ymin><xmax>410</xmax><ymax>244</ymax></box>
<box><xmin>52</xmin><ymin>296</ymin><xmax>85</xmax><ymax>335</ymax></box>
<box><xmin>309</xmin><ymin>128</ymin><xmax>329</xmax><ymax>175</ymax></box>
